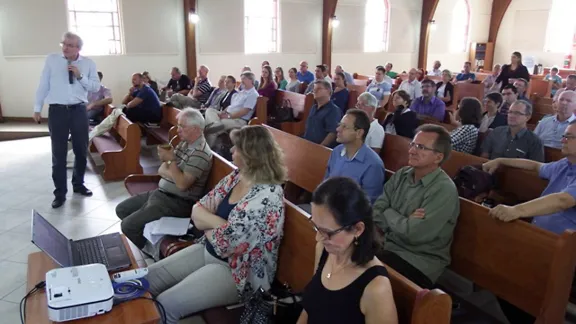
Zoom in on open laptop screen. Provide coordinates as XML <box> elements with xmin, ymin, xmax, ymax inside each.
<box><xmin>31</xmin><ymin>210</ymin><xmax>72</xmax><ymax>267</ymax></box>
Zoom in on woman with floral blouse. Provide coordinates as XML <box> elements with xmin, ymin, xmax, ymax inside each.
<box><xmin>146</xmin><ymin>125</ymin><xmax>287</xmax><ymax>324</ymax></box>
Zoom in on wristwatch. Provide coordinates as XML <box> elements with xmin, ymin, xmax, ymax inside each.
<box><xmin>166</xmin><ymin>160</ymin><xmax>173</xmax><ymax>166</ymax></box>
<box><xmin>76</xmin><ymin>73</ymin><xmax>84</xmax><ymax>81</ymax></box>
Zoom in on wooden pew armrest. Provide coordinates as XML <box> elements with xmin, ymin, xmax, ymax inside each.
<box><xmin>124</xmin><ymin>174</ymin><xmax>161</xmax><ymax>184</ymax></box>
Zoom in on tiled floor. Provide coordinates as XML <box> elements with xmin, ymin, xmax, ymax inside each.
<box><xmin>0</xmin><ymin>136</ymin><xmax>205</xmax><ymax>324</ymax></box>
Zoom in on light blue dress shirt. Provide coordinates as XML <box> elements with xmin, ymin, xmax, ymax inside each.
<box><xmin>34</xmin><ymin>53</ymin><xmax>100</xmax><ymax>113</ymax></box>
<box><xmin>324</xmin><ymin>143</ymin><xmax>385</xmax><ymax>204</ymax></box>
<box><xmin>534</xmin><ymin>114</ymin><xmax>576</xmax><ymax>149</ymax></box>
<box><xmin>366</xmin><ymin>80</ymin><xmax>392</xmax><ymax>102</ymax></box>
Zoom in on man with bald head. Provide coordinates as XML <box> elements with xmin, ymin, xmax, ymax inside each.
<box><xmin>553</xmin><ymin>75</ymin><xmax>576</xmax><ymax>102</ymax></box>
<box><xmin>335</xmin><ymin>65</ymin><xmax>354</xmax><ymax>84</ymax></box>
<box><xmin>429</xmin><ymin>60</ymin><xmax>442</xmax><ymax>76</ymax></box>
<box><xmin>122</xmin><ymin>73</ymin><xmax>162</xmax><ymax>123</ymax></box>
<box><xmin>398</xmin><ymin>68</ymin><xmax>422</xmax><ymax>100</ymax></box>
<box><xmin>161</xmin><ymin>67</ymin><xmax>192</xmax><ymax>100</ymax></box>
<box><xmin>535</xmin><ymin>90</ymin><xmax>576</xmax><ymax>148</ymax></box>
<box><xmin>167</xmin><ymin>65</ymin><xmax>213</xmax><ymax>109</ymax></box>
<box><xmin>297</xmin><ymin>60</ymin><xmax>315</xmax><ymax>84</ymax></box>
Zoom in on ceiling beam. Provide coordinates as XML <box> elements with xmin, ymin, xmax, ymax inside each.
<box><xmin>417</xmin><ymin>0</ymin><xmax>440</xmax><ymax>69</ymax></box>
<box><xmin>488</xmin><ymin>0</ymin><xmax>512</xmax><ymax>44</ymax></box>
<box><xmin>322</xmin><ymin>0</ymin><xmax>338</xmax><ymax>70</ymax></box>
<box><xmin>183</xmin><ymin>0</ymin><xmax>198</xmax><ymax>78</ymax></box>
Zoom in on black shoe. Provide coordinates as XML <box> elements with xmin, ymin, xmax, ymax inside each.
<box><xmin>52</xmin><ymin>197</ymin><xmax>66</xmax><ymax>209</ymax></box>
<box><xmin>73</xmin><ymin>186</ymin><xmax>93</xmax><ymax>197</ymax></box>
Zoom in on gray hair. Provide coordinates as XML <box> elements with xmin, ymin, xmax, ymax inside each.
<box><xmin>241</xmin><ymin>71</ymin><xmax>256</xmax><ymax>84</ymax></box>
<box><xmin>171</xmin><ymin>67</ymin><xmax>181</xmax><ymax>74</ymax></box>
<box><xmin>62</xmin><ymin>31</ymin><xmax>83</xmax><ymax>49</ymax></box>
<box><xmin>177</xmin><ymin>108</ymin><xmax>205</xmax><ymax>130</ymax></box>
<box><xmin>513</xmin><ymin>100</ymin><xmax>533</xmax><ymax>116</ymax></box>
<box><xmin>314</xmin><ymin>79</ymin><xmax>333</xmax><ymax>95</ymax></box>
<box><xmin>358</xmin><ymin>92</ymin><xmax>378</xmax><ymax>109</ymax></box>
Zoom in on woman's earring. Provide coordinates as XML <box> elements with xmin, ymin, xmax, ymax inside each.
<box><xmin>354</xmin><ymin>236</ymin><xmax>359</xmax><ymax>246</ymax></box>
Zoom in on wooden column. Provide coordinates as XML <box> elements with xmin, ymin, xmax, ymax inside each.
<box><xmin>183</xmin><ymin>0</ymin><xmax>198</xmax><ymax>78</ymax></box>
<box><xmin>322</xmin><ymin>0</ymin><xmax>338</xmax><ymax>69</ymax></box>
<box><xmin>488</xmin><ymin>0</ymin><xmax>512</xmax><ymax>44</ymax></box>
<box><xmin>417</xmin><ymin>0</ymin><xmax>440</xmax><ymax>69</ymax></box>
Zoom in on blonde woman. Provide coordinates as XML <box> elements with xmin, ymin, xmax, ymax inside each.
<box><xmin>146</xmin><ymin>125</ymin><xmax>287</xmax><ymax>324</ymax></box>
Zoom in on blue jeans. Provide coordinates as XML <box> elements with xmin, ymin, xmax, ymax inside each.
<box><xmin>48</xmin><ymin>104</ymin><xmax>89</xmax><ymax>198</ymax></box>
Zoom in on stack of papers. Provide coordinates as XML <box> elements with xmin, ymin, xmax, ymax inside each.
<box><xmin>143</xmin><ymin>217</ymin><xmax>191</xmax><ymax>244</ymax></box>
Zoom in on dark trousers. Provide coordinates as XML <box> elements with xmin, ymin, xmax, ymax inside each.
<box><xmin>87</xmin><ymin>106</ymin><xmax>104</xmax><ymax>124</ymax></box>
<box><xmin>116</xmin><ymin>189</ymin><xmax>194</xmax><ymax>249</ymax></box>
<box><xmin>123</xmin><ymin>107</ymin><xmax>161</xmax><ymax>124</ymax></box>
<box><xmin>378</xmin><ymin>250</ymin><xmax>434</xmax><ymax>289</ymax></box>
<box><xmin>48</xmin><ymin>104</ymin><xmax>89</xmax><ymax>198</ymax></box>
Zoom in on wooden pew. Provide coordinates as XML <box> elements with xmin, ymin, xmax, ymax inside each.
<box><xmin>452</xmin><ymin>82</ymin><xmax>484</xmax><ymax>106</ymax></box>
<box><xmin>545</xmin><ymin>146</ymin><xmax>563</xmax><ymax>162</ymax></box>
<box><xmin>353</xmin><ymin>73</ymin><xmax>373</xmax><ymax>80</ymax></box>
<box><xmin>347</xmin><ymin>89</ymin><xmax>359</xmax><ymax>110</ymax></box>
<box><xmin>90</xmin><ymin>114</ymin><xmax>143</xmax><ymax>181</ymax></box>
<box><xmin>529</xmin><ymin>79</ymin><xmax>552</xmax><ymax>98</ymax></box>
<box><xmin>347</xmin><ymin>83</ymin><xmax>367</xmax><ymax>95</ymax></box>
<box><xmin>247</xmin><ymin>96</ymin><xmax>270</xmax><ymax>126</ymax></box>
<box><xmin>451</xmin><ymin>199</ymin><xmax>576</xmax><ymax>323</ymax></box>
<box><xmin>543</xmin><ymin>67</ymin><xmax>576</xmax><ymax>79</ymax></box>
<box><xmin>143</xmin><ymin>105</ymin><xmax>180</xmax><ymax>145</ymax></box>
<box><xmin>381</xmin><ymin>133</ymin><xmax>411</xmax><ymax>173</ymax></box>
<box><xmin>252</xmin><ymin>91</ymin><xmax>313</xmax><ymax>137</ymax></box>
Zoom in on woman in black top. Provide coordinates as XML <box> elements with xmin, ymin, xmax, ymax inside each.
<box><xmin>382</xmin><ymin>90</ymin><xmax>419</xmax><ymax>139</ymax></box>
<box><xmin>495</xmin><ymin>51</ymin><xmax>531</xmax><ymax>91</ymax></box>
<box><xmin>435</xmin><ymin>69</ymin><xmax>454</xmax><ymax>107</ymax></box>
<box><xmin>298</xmin><ymin>177</ymin><xmax>397</xmax><ymax>324</ymax></box>
<box><xmin>142</xmin><ymin>71</ymin><xmax>160</xmax><ymax>96</ymax></box>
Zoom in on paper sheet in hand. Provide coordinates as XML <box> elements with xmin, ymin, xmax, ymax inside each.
<box><xmin>143</xmin><ymin>217</ymin><xmax>190</xmax><ymax>244</ymax></box>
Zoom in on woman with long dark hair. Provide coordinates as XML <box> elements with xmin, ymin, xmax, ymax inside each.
<box><xmin>495</xmin><ymin>51</ymin><xmax>531</xmax><ymax>91</ymax></box>
<box><xmin>258</xmin><ymin>65</ymin><xmax>277</xmax><ymax>98</ymax></box>
<box><xmin>274</xmin><ymin>67</ymin><xmax>288</xmax><ymax>90</ymax></box>
<box><xmin>286</xmin><ymin>67</ymin><xmax>301</xmax><ymax>93</ymax></box>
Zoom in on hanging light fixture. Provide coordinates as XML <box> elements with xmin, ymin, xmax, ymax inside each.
<box><xmin>331</xmin><ymin>16</ymin><xmax>340</xmax><ymax>28</ymax></box>
<box><xmin>189</xmin><ymin>12</ymin><xmax>200</xmax><ymax>24</ymax></box>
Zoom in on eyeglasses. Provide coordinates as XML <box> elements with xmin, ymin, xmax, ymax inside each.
<box><xmin>60</xmin><ymin>42</ymin><xmax>78</xmax><ymax>49</ymax></box>
<box><xmin>337</xmin><ymin>123</ymin><xmax>357</xmax><ymax>131</ymax></box>
<box><xmin>502</xmin><ymin>92</ymin><xmax>515</xmax><ymax>96</ymax></box>
<box><xmin>409</xmin><ymin>142</ymin><xmax>438</xmax><ymax>152</ymax></box>
<box><xmin>309</xmin><ymin>219</ymin><xmax>351</xmax><ymax>240</ymax></box>
<box><xmin>562</xmin><ymin>134</ymin><xmax>576</xmax><ymax>140</ymax></box>
<box><xmin>507</xmin><ymin>111</ymin><xmax>527</xmax><ymax>116</ymax></box>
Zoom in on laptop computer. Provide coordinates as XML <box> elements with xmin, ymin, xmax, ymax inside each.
<box><xmin>31</xmin><ymin>210</ymin><xmax>131</xmax><ymax>272</ymax></box>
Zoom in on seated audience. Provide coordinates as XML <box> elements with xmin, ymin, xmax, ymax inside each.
<box><xmin>483</xmin><ymin>121</ymin><xmax>576</xmax><ymax>235</ymax></box>
<box><xmin>274</xmin><ymin>67</ymin><xmax>288</xmax><ymax>90</ymax></box>
<box><xmin>166</xmin><ymin>65</ymin><xmax>212</xmax><ymax>108</ymax></box>
<box><xmin>366</xmin><ymin>66</ymin><xmax>392</xmax><ymax>109</ymax></box>
<box><xmin>303</xmin><ymin>80</ymin><xmax>342</xmax><ymax>148</ymax></box>
<box><xmin>448</xmin><ymin>97</ymin><xmax>482</xmax><ymax>154</ymax></box>
<box><xmin>455</xmin><ymin>62</ymin><xmax>476</xmax><ymax>82</ymax></box>
<box><xmin>410</xmin><ymin>79</ymin><xmax>446</xmax><ymax>121</ymax></box>
<box><xmin>513</xmin><ymin>78</ymin><xmax>531</xmax><ymax>102</ymax></box>
<box><xmin>261</xmin><ymin>60</ymin><xmax>270</xmax><ymax>67</ymax></box>
<box><xmin>161</xmin><ymin>67</ymin><xmax>192</xmax><ymax>100</ymax></box>
<box><xmin>147</xmin><ymin>125</ymin><xmax>286</xmax><ymax>324</ymax></box>
<box><xmin>335</xmin><ymin>65</ymin><xmax>354</xmax><ymax>85</ymax></box>
<box><xmin>202</xmin><ymin>75</ymin><xmax>227</xmax><ymax>110</ymax></box>
<box><xmin>258</xmin><ymin>65</ymin><xmax>277</xmax><ymax>99</ymax></box>
<box><xmin>238</xmin><ymin>66</ymin><xmax>259</xmax><ymax>90</ymax></box>
<box><xmin>356</xmin><ymin>92</ymin><xmax>385</xmax><ymax>153</ymax></box>
<box><xmin>482</xmin><ymin>64</ymin><xmax>502</xmax><ymax>95</ymax></box>
<box><xmin>382</xmin><ymin>90</ymin><xmax>418</xmax><ymax>138</ymax></box>
<box><xmin>142</xmin><ymin>71</ymin><xmax>159</xmax><ymax>96</ymax></box>
<box><xmin>398</xmin><ymin>68</ymin><xmax>422</xmax><ymax>100</ymax></box>
<box><xmin>535</xmin><ymin>90</ymin><xmax>576</xmax><ymax>149</ymax></box>
<box><xmin>331</xmin><ymin>72</ymin><xmax>350</xmax><ymax>114</ymax></box>
<box><xmin>86</xmin><ymin>71</ymin><xmax>112</xmax><ymax>124</ymax></box>
<box><xmin>416</xmin><ymin>68</ymin><xmax>425</xmax><ymax>82</ymax></box>
<box><xmin>545</xmin><ymin>66</ymin><xmax>563</xmax><ymax>98</ymax></box>
<box><xmin>479</xmin><ymin>92</ymin><xmax>507</xmax><ymax>133</ymax></box>
<box><xmin>435</xmin><ymin>69</ymin><xmax>454</xmax><ymax>107</ymax></box>
<box><xmin>384</xmin><ymin>62</ymin><xmax>398</xmax><ymax>79</ymax></box>
<box><xmin>500</xmin><ymin>84</ymin><xmax>519</xmax><ymax>115</ymax></box>
<box><xmin>481</xmin><ymin>100</ymin><xmax>544</xmax><ymax>161</ymax></box>
<box><xmin>286</xmin><ymin>68</ymin><xmax>301</xmax><ymax>93</ymax></box>
<box><xmin>373</xmin><ymin>124</ymin><xmax>460</xmax><ymax>288</ymax></box>
<box><xmin>322</xmin><ymin>64</ymin><xmax>332</xmax><ymax>82</ymax></box>
<box><xmin>204</xmin><ymin>72</ymin><xmax>258</xmax><ymax>147</ymax></box>
<box><xmin>218</xmin><ymin>75</ymin><xmax>238</xmax><ymax>111</ymax></box>
<box><xmin>299</xmin><ymin>177</ymin><xmax>398</xmax><ymax>324</ymax></box>
<box><xmin>305</xmin><ymin>65</ymin><xmax>332</xmax><ymax>94</ymax></box>
<box><xmin>554</xmin><ymin>74</ymin><xmax>576</xmax><ymax>102</ymax></box>
<box><xmin>298</xmin><ymin>60</ymin><xmax>315</xmax><ymax>84</ymax></box>
<box><xmin>122</xmin><ymin>73</ymin><xmax>162</xmax><ymax>123</ymax></box>
<box><xmin>116</xmin><ymin>108</ymin><xmax>212</xmax><ymax>249</ymax></box>
<box><xmin>495</xmin><ymin>51</ymin><xmax>531</xmax><ymax>91</ymax></box>
<box><xmin>429</xmin><ymin>60</ymin><xmax>442</xmax><ymax>76</ymax></box>
<box><xmin>327</xmin><ymin>109</ymin><xmax>385</xmax><ymax>203</ymax></box>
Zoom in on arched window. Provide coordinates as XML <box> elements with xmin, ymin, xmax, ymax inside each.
<box><xmin>544</xmin><ymin>0</ymin><xmax>576</xmax><ymax>53</ymax></box>
<box><xmin>449</xmin><ymin>0</ymin><xmax>470</xmax><ymax>53</ymax></box>
<box><xmin>244</xmin><ymin>0</ymin><xmax>279</xmax><ymax>54</ymax></box>
<box><xmin>363</xmin><ymin>0</ymin><xmax>390</xmax><ymax>53</ymax></box>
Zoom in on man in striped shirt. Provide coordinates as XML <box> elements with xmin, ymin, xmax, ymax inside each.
<box><xmin>167</xmin><ymin>65</ymin><xmax>213</xmax><ymax>109</ymax></box>
<box><xmin>116</xmin><ymin>108</ymin><xmax>213</xmax><ymax>249</ymax></box>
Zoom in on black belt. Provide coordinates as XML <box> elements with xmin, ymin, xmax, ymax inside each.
<box><xmin>159</xmin><ymin>189</ymin><xmax>194</xmax><ymax>202</ymax></box>
<box><xmin>49</xmin><ymin>103</ymin><xmax>85</xmax><ymax>109</ymax></box>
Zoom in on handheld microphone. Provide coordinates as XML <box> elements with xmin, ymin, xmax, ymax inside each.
<box><xmin>67</xmin><ymin>60</ymin><xmax>74</xmax><ymax>84</ymax></box>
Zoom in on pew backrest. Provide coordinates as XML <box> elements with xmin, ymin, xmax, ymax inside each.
<box><xmin>545</xmin><ymin>146</ymin><xmax>563</xmax><ymax>162</ymax></box>
<box><xmin>381</xmin><ymin>134</ymin><xmax>411</xmax><ymax>173</ymax></box>
<box><xmin>453</xmin><ymin>82</ymin><xmax>484</xmax><ymax>105</ymax></box>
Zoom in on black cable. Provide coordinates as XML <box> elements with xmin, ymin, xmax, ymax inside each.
<box><xmin>20</xmin><ymin>281</ymin><xmax>46</xmax><ymax>324</ymax></box>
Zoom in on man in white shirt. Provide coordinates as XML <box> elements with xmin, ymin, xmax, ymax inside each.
<box><xmin>399</xmin><ymin>68</ymin><xmax>423</xmax><ymax>100</ymax></box>
<box><xmin>305</xmin><ymin>65</ymin><xmax>333</xmax><ymax>94</ymax></box>
<box><xmin>355</xmin><ymin>92</ymin><xmax>385</xmax><ymax>153</ymax></box>
<box><xmin>429</xmin><ymin>61</ymin><xmax>442</xmax><ymax>76</ymax></box>
<box><xmin>204</xmin><ymin>71</ymin><xmax>258</xmax><ymax>147</ymax></box>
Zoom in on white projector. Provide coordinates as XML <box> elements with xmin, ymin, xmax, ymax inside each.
<box><xmin>46</xmin><ymin>263</ymin><xmax>114</xmax><ymax>322</ymax></box>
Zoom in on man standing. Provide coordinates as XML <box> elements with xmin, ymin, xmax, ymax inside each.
<box><xmin>116</xmin><ymin>108</ymin><xmax>212</xmax><ymax>249</ymax></box>
<box><xmin>410</xmin><ymin>79</ymin><xmax>446</xmax><ymax>121</ymax></box>
<box><xmin>302</xmin><ymin>80</ymin><xmax>341</xmax><ymax>148</ymax></box>
<box><xmin>121</xmin><ymin>73</ymin><xmax>162</xmax><ymax>124</ymax></box>
<box><xmin>535</xmin><ymin>90</ymin><xmax>576</xmax><ymax>148</ymax></box>
<box><xmin>500</xmin><ymin>84</ymin><xmax>518</xmax><ymax>115</ymax></box>
<box><xmin>34</xmin><ymin>32</ymin><xmax>101</xmax><ymax>208</ymax></box>
<box><xmin>429</xmin><ymin>60</ymin><xmax>442</xmax><ymax>76</ymax></box>
<box><xmin>297</xmin><ymin>61</ymin><xmax>315</xmax><ymax>84</ymax></box>
<box><xmin>86</xmin><ymin>71</ymin><xmax>113</xmax><ymax>125</ymax></box>
<box><xmin>398</xmin><ymin>68</ymin><xmax>422</xmax><ymax>100</ymax></box>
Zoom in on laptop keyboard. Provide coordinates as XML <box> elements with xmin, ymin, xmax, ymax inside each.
<box><xmin>76</xmin><ymin>239</ymin><xmax>109</xmax><ymax>266</ymax></box>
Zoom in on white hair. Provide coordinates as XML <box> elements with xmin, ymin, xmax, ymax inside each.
<box><xmin>62</xmin><ymin>31</ymin><xmax>83</xmax><ymax>49</ymax></box>
<box><xmin>178</xmin><ymin>108</ymin><xmax>205</xmax><ymax>130</ymax></box>
<box><xmin>358</xmin><ymin>92</ymin><xmax>378</xmax><ymax>109</ymax></box>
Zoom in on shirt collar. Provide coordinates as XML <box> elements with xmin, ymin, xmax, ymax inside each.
<box><xmin>61</xmin><ymin>54</ymin><xmax>83</xmax><ymax>62</ymax></box>
<box><xmin>184</xmin><ymin>136</ymin><xmax>206</xmax><ymax>150</ymax></box>
<box><xmin>554</xmin><ymin>114</ymin><xmax>576</xmax><ymax>124</ymax></box>
<box><xmin>340</xmin><ymin>144</ymin><xmax>368</xmax><ymax>162</ymax></box>
<box><xmin>403</xmin><ymin>167</ymin><xmax>443</xmax><ymax>187</ymax></box>
<box><xmin>507</xmin><ymin>126</ymin><xmax>528</xmax><ymax>139</ymax></box>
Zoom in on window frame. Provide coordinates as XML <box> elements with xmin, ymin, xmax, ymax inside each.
<box><xmin>449</xmin><ymin>0</ymin><xmax>470</xmax><ymax>53</ymax></box>
<box><xmin>244</xmin><ymin>0</ymin><xmax>280</xmax><ymax>54</ymax></box>
<box><xmin>363</xmin><ymin>0</ymin><xmax>391</xmax><ymax>53</ymax></box>
<box><xmin>544</xmin><ymin>0</ymin><xmax>576</xmax><ymax>53</ymax></box>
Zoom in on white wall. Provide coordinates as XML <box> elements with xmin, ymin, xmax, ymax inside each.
<box><xmin>426</xmin><ymin>0</ymin><xmax>492</xmax><ymax>73</ymax></box>
<box><xmin>494</xmin><ymin>0</ymin><xmax>572</xmax><ymax>69</ymax></box>
<box><xmin>196</xmin><ymin>0</ymin><xmax>322</xmax><ymax>84</ymax></box>
<box><xmin>0</xmin><ymin>0</ymin><xmax>186</xmax><ymax>118</ymax></box>
<box><xmin>332</xmin><ymin>0</ymin><xmax>422</xmax><ymax>76</ymax></box>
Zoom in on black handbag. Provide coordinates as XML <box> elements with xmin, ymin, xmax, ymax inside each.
<box><xmin>272</xmin><ymin>99</ymin><xmax>295</xmax><ymax>123</ymax></box>
<box><xmin>239</xmin><ymin>284</ymin><xmax>302</xmax><ymax>324</ymax></box>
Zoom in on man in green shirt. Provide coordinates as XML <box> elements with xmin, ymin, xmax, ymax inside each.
<box><xmin>374</xmin><ymin>124</ymin><xmax>460</xmax><ymax>288</ymax></box>
<box><xmin>384</xmin><ymin>62</ymin><xmax>398</xmax><ymax>79</ymax></box>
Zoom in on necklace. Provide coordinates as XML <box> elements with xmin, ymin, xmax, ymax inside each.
<box><xmin>326</xmin><ymin>257</ymin><xmax>353</xmax><ymax>279</ymax></box>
